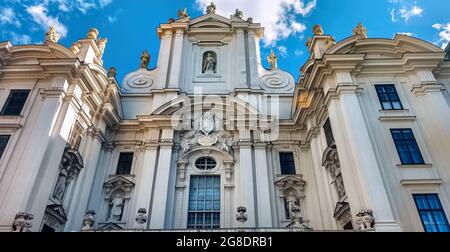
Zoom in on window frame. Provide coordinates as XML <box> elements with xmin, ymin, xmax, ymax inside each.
<box><xmin>279</xmin><ymin>152</ymin><xmax>296</xmax><ymax>175</ymax></box>
<box><xmin>0</xmin><ymin>135</ymin><xmax>11</xmax><ymax>159</ymax></box>
<box><xmin>0</xmin><ymin>89</ymin><xmax>31</xmax><ymax>116</ymax></box>
<box><xmin>413</xmin><ymin>194</ymin><xmax>450</xmax><ymax>232</ymax></box>
<box><xmin>187</xmin><ymin>175</ymin><xmax>221</xmax><ymax>229</ymax></box>
<box><xmin>115</xmin><ymin>152</ymin><xmax>134</xmax><ymax>175</ymax></box>
<box><xmin>195</xmin><ymin>157</ymin><xmax>217</xmax><ymax>171</ymax></box>
<box><xmin>375</xmin><ymin>84</ymin><xmax>403</xmax><ymax>111</ymax></box>
<box><xmin>390</xmin><ymin>128</ymin><xmax>425</xmax><ymax>165</ymax></box>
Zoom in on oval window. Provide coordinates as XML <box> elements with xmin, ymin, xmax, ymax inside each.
<box><xmin>195</xmin><ymin>157</ymin><xmax>217</xmax><ymax>170</ymax></box>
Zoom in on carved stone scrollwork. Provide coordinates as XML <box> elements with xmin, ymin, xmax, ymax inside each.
<box><xmin>236</xmin><ymin>207</ymin><xmax>248</xmax><ymax>223</ymax></box>
<box><xmin>179</xmin><ymin>112</ymin><xmax>233</xmax><ymax>156</ymax></box>
<box><xmin>81</xmin><ymin>210</ymin><xmax>96</xmax><ymax>231</ymax></box>
<box><xmin>12</xmin><ymin>212</ymin><xmax>34</xmax><ymax>232</ymax></box>
<box><xmin>177</xmin><ymin>160</ymin><xmax>189</xmax><ymax>183</ymax></box>
<box><xmin>356</xmin><ymin>209</ymin><xmax>375</xmax><ymax>231</ymax></box>
<box><xmin>259</xmin><ymin>67</ymin><xmax>295</xmax><ymax>93</ymax></box>
<box><xmin>135</xmin><ymin>208</ymin><xmax>148</xmax><ymax>229</ymax></box>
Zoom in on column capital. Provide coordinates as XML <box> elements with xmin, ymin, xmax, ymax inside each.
<box><xmin>253</xmin><ymin>142</ymin><xmax>268</xmax><ymax>149</ymax></box>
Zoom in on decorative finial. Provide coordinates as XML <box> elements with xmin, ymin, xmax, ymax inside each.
<box><xmin>96</xmin><ymin>37</ymin><xmax>108</xmax><ymax>57</ymax></box>
<box><xmin>108</xmin><ymin>67</ymin><xmax>117</xmax><ymax>78</ymax></box>
<box><xmin>247</xmin><ymin>17</ymin><xmax>253</xmax><ymax>24</ymax></box>
<box><xmin>234</xmin><ymin>9</ymin><xmax>243</xmax><ymax>19</ymax></box>
<box><xmin>236</xmin><ymin>207</ymin><xmax>248</xmax><ymax>223</ymax></box>
<box><xmin>178</xmin><ymin>8</ymin><xmax>188</xmax><ymax>18</ymax></box>
<box><xmin>87</xmin><ymin>28</ymin><xmax>99</xmax><ymax>40</ymax></box>
<box><xmin>135</xmin><ymin>208</ymin><xmax>148</xmax><ymax>229</ymax></box>
<box><xmin>356</xmin><ymin>209</ymin><xmax>375</xmax><ymax>231</ymax></box>
<box><xmin>70</xmin><ymin>42</ymin><xmax>81</xmax><ymax>55</ymax></box>
<box><xmin>312</xmin><ymin>24</ymin><xmax>324</xmax><ymax>36</ymax></box>
<box><xmin>168</xmin><ymin>17</ymin><xmax>175</xmax><ymax>24</ymax></box>
<box><xmin>267</xmin><ymin>49</ymin><xmax>278</xmax><ymax>70</ymax></box>
<box><xmin>140</xmin><ymin>50</ymin><xmax>151</xmax><ymax>69</ymax></box>
<box><xmin>12</xmin><ymin>212</ymin><xmax>34</xmax><ymax>232</ymax></box>
<box><xmin>45</xmin><ymin>26</ymin><xmax>61</xmax><ymax>43</ymax></box>
<box><xmin>206</xmin><ymin>2</ymin><xmax>216</xmax><ymax>14</ymax></box>
<box><xmin>81</xmin><ymin>210</ymin><xmax>96</xmax><ymax>231</ymax></box>
<box><xmin>353</xmin><ymin>22</ymin><xmax>367</xmax><ymax>40</ymax></box>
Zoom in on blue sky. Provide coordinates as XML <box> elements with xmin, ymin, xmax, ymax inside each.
<box><xmin>1</xmin><ymin>0</ymin><xmax>449</xmax><ymax>82</ymax></box>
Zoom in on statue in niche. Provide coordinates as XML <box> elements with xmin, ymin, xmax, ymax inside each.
<box><xmin>285</xmin><ymin>191</ymin><xmax>300</xmax><ymax>218</ymax></box>
<box><xmin>202</xmin><ymin>52</ymin><xmax>217</xmax><ymax>74</ymax></box>
<box><xmin>109</xmin><ymin>193</ymin><xmax>125</xmax><ymax>222</ymax></box>
<box><xmin>53</xmin><ymin>167</ymin><xmax>69</xmax><ymax>202</ymax></box>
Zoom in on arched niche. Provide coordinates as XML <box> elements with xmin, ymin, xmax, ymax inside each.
<box><xmin>202</xmin><ymin>51</ymin><xmax>217</xmax><ymax>74</ymax></box>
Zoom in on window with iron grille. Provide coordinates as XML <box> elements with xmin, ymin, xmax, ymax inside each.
<box><xmin>414</xmin><ymin>194</ymin><xmax>450</xmax><ymax>232</ymax></box>
<box><xmin>1</xmin><ymin>90</ymin><xmax>31</xmax><ymax>116</ymax></box>
<box><xmin>375</xmin><ymin>85</ymin><xmax>403</xmax><ymax>110</ymax></box>
<box><xmin>187</xmin><ymin>175</ymin><xmax>220</xmax><ymax>229</ymax></box>
<box><xmin>68</xmin><ymin>122</ymin><xmax>83</xmax><ymax>151</ymax></box>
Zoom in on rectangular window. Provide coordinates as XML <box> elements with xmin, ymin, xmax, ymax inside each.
<box><xmin>375</xmin><ymin>85</ymin><xmax>403</xmax><ymax>110</ymax></box>
<box><xmin>68</xmin><ymin>122</ymin><xmax>83</xmax><ymax>151</ymax></box>
<box><xmin>280</xmin><ymin>152</ymin><xmax>296</xmax><ymax>175</ymax></box>
<box><xmin>391</xmin><ymin>129</ymin><xmax>425</xmax><ymax>165</ymax></box>
<box><xmin>187</xmin><ymin>176</ymin><xmax>220</xmax><ymax>229</ymax></box>
<box><xmin>323</xmin><ymin>118</ymin><xmax>335</xmax><ymax>147</ymax></box>
<box><xmin>413</xmin><ymin>194</ymin><xmax>450</xmax><ymax>232</ymax></box>
<box><xmin>116</xmin><ymin>153</ymin><xmax>134</xmax><ymax>175</ymax></box>
<box><xmin>1</xmin><ymin>90</ymin><xmax>31</xmax><ymax>116</ymax></box>
<box><xmin>0</xmin><ymin>135</ymin><xmax>10</xmax><ymax>159</ymax></box>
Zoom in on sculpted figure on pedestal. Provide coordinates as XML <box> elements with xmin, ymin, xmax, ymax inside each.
<box><xmin>109</xmin><ymin>194</ymin><xmax>124</xmax><ymax>222</ymax></box>
<box><xmin>202</xmin><ymin>52</ymin><xmax>217</xmax><ymax>74</ymax></box>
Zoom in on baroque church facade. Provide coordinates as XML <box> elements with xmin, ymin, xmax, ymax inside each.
<box><xmin>1</xmin><ymin>3</ymin><xmax>450</xmax><ymax>232</ymax></box>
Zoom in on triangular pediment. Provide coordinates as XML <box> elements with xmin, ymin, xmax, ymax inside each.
<box><xmin>190</xmin><ymin>13</ymin><xmax>231</xmax><ymax>29</ymax></box>
<box><xmin>45</xmin><ymin>204</ymin><xmax>68</xmax><ymax>223</ymax></box>
<box><xmin>97</xmin><ymin>222</ymin><xmax>124</xmax><ymax>231</ymax></box>
<box><xmin>275</xmin><ymin>175</ymin><xmax>306</xmax><ymax>188</ymax></box>
<box><xmin>103</xmin><ymin>176</ymin><xmax>135</xmax><ymax>187</ymax></box>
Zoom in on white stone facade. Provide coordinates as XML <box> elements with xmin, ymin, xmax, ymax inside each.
<box><xmin>1</xmin><ymin>8</ymin><xmax>450</xmax><ymax>232</ymax></box>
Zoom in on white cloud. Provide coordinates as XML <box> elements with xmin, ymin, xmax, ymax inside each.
<box><xmin>432</xmin><ymin>23</ymin><xmax>450</xmax><ymax>49</ymax></box>
<box><xmin>10</xmin><ymin>32</ymin><xmax>32</xmax><ymax>44</ymax></box>
<box><xmin>0</xmin><ymin>7</ymin><xmax>21</xmax><ymax>27</ymax></box>
<box><xmin>389</xmin><ymin>1</ymin><xmax>424</xmax><ymax>22</ymax></box>
<box><xmin>399</xmin><ymin>6</ymin><xmax>423</xmax><ymax>21</ymax></box>
<box><xmin>26</xmin><ymin>5</ymin><xmax>68</xmax><ymax>38</ymax></box>
<box><xmin>99</xmin><ymin>0</ymin><xmax>113</xmax><ymax>8</ymax></box>
<box><xmin>278</xmin><ymin>46</ymin><xmax>288</xmax><ymax>57</ymax></box>
<box><xmin>108</xmin><ymin>15</ymin><xmax>117</xmax><ymax>23</ymax></box>
<box><xmin>195</xmin><ymin>0</ymin><xmax>317</xmax><ymax>47</ymax></box>
<box><xmin>396</xmin><ymin>32</ymin><xmax>416</xmax><ymax>37</ymax></box>
<box><xmin>294</xmin><ymin>49</ymin><xmax>304</xmax><ymax>56</ymax></box>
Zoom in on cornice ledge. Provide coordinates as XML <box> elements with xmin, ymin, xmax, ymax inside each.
<box><xmin>411</xmin><ymin>82</ymin><xmax>446</xmax><ymax>96</ymax></box>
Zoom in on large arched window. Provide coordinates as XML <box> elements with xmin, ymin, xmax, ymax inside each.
<box><xmin>195</xmin><ymin>157</ymin><xmax>217</xmax><ymax>170</ymax></box>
